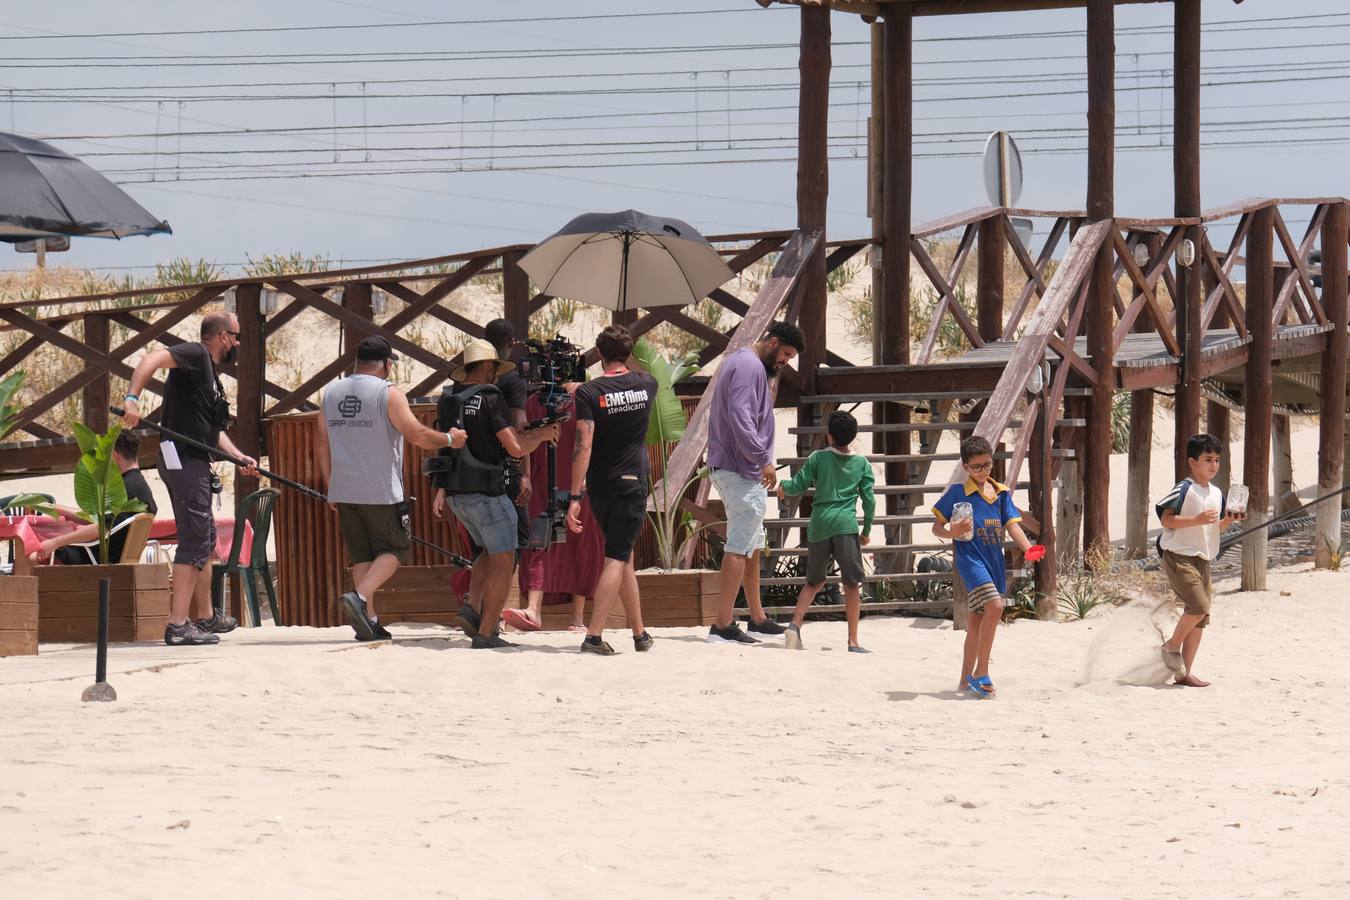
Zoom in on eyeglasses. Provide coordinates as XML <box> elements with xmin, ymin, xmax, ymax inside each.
<box><xmin>966</xmin><ymin>462</ymin><xmax>994</xmax><ymax>472</ymax></box>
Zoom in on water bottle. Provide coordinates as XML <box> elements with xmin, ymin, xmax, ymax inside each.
<box><xmin>952</xmin><ymin>502</ymin><xmax>974</xmax><ymax>541</ymax></box>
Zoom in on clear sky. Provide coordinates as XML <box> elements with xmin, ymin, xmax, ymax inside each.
<box><xmin>0</xmin><ymin>0</ymin><xmax>1344</xmax><ymax>276</ymax></box>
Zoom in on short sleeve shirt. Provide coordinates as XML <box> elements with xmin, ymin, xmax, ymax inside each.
<box><xmin>932</xmin><ymin>478</ymin><xmax>1022</xmax><ymax>594</ymax></box>
<box><xmin>1155</xmin><ymin>479</ymin><xmax>1224</xmax><ymax>560</ymax></box>
<box><xmin>497</xmin><ymin>370</ymin><xmax>528</xmax><ymax>414</ymax></box>
<box><xmin>451</xmin><ymin>384</ymin><xmax>512</xmax><ymax>466</ymax></box>
<box><xmin>574</xmin><ymin>370</ymin><xmax>657</xmax><ymax>486</ymax></box>
<box><xmin>161</xmin><ymin>342</ymin><xmax>225</xmax><ymax>460</ymax></box>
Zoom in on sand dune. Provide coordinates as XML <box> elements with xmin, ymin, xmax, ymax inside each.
<box><xmin>2</xmin><ymin>561</ymin><xmax>1347</xmax><ymax>898</ymax></box>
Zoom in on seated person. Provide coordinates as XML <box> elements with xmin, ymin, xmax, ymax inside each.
<box><xmin>30</xmin><ymin>432</ymin><xmax>159</xmax><ymax>565</ymax></box>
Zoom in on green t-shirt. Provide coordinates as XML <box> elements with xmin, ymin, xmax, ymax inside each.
<box><xmin>779</xmin><ymin>448</ymin><xmax>876</xmax><ymax>543</ymax></box>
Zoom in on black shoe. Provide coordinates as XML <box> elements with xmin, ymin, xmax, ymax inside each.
<box><xmin>164</xmin><ymin>620</ymin><xmax>220</xmax><ymax>646</ymax></box>
<box><xmin>581</xmin><ymin>635</ymin><xmax>616</xmax><ymax>656</ymax></box>
<box><xmin>706</xmin><ymin>623</ymin><xmax>760</xmax><ymax>645</ymax></box>
<box><xmin>358</xmin><ymin>619</ymin><xmax>393</xmax><ymax>642</ymax></box>
<box><xmin>454</xmin><ymin>603</ymin><xmax>481</xmax><ymax>639</ymax></box>
<box><xmin>339</xmin><ymin>591</ymin><xmax>375</xmax><ymax>641</ymax></box>
<box><xmin>471</xmin><ymin>632</ymin><xmax>517</xmax><ymax>650</ymax></box>
<box><xmin>747</xmin><ymin>617</ymin><xmax>786</xmax><ymax>636</ymax></box>
<box><xmin>633</xmin><ymin>631</ymin><xmax>654</xmax><ymax>652</ymax></box>
<box><xmin>194</xmin><ymin>611</ymin><xmax>238</xmax><ymax>634</ymax></box>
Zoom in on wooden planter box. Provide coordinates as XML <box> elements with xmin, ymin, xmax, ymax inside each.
<box><xmin>0</xmin><ymin>576</ymin><xmax>39</xmax><ymax>657</ymax></box>
<box><xmin>37</xmin><ymin>565</ymin><xmax>171</xmax><ymax>643</ymax></box>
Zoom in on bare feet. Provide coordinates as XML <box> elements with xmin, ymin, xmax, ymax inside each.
<box><xmin>1174</xmin><ymin>674</ymin><xmax>1211</xmax><ymax>688</ymax></box>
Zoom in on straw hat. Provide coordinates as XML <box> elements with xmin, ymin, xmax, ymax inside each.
<box><xmin>451</xmin><ymin>338</ymin><xmax>516</xmax><ymax>382</ymax></box>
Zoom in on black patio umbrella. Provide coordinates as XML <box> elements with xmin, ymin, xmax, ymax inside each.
<box><xmin>0</xmin><ymin>131</ymin><xmax>171</xmax><ymax>242</ymax></box>
<box><xmin>518</xmin><ymin>209</ymin><xmax>733</xmax><ymax>312</ymax></box>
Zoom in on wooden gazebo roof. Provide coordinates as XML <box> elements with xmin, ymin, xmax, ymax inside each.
<box><xmin>756</xmin><ymin>0</ymin><xmax>1243</xmax><ymax>15</ymax></box>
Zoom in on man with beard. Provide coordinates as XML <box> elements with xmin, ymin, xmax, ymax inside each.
<box><xmin>705</xmin><ymin>321</ymin><xmax>805</xmax><ymax>644</ymax></box>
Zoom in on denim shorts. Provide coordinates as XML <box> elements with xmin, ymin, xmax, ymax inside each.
<box><xmin>447</xmin><ymin>492</ymin><xmax>518</xmax><ymax>557</ymax></box>
<box><xmin>711</xmin><ymin>468</ymin><xmax>767</xmax><ymax>557</ymax></box>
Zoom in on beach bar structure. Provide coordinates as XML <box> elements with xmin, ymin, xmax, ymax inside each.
<box><xmin>3</xmin><ymin>0</ymin><xmax>1349</xmax><ymax>627</ymax></box>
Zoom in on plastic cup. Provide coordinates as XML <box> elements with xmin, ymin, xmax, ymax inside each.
<box><xmin>1024</xmin><ymin>544</ymin><xmax>1046</xmax><ymax>562</ymax></box>
<box><xmin>952</xmin><ymin>502</ymin><xmax>974</xmax><ymax>541</ymax></box>
<box><xmin>1228</xmin><ymin>484</ymin><xmax>1249</xmax><ymax>516</ymax></box>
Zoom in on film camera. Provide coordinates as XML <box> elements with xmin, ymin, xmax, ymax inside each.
<box><xmin>516</xmin><ymin>334</ymin><xmax>586</xmax><ymax>549</ymax></box>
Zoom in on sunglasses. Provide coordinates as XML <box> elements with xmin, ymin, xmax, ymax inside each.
<box><xmin>225</xmin><ymin>330</ymin><xmax>241</xmax><ymax>339</ymax></box>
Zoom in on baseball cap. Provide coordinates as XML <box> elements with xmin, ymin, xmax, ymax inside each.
<box><xmin>356</xmin><ymin>335</ymin><xmax>399</xmax><ymax>362</ymax></box>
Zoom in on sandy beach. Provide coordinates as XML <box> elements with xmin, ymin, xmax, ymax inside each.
<box><xmin>2</xmin><ymin>561</ymin><xmax>1347</xmax><ymax>899</ymax></box>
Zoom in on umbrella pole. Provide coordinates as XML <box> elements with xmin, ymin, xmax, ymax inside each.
<box><xmin>619</xmin><ymin>231</ymin><xmax>632</xmax><ymax>312</ymax></box>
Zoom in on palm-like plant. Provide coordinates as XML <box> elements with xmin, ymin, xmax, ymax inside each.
<box><xmin>632</xmin><ymin>338</ymin><xmax>717</xmax><ymax>570</ymax></box>
<box><xmin>0</xmin><ymin>370</ymin><xmax>25</xmax><ymax>442</ymax></box>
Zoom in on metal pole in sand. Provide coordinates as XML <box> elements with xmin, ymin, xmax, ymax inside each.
<box><xmin>81</xmin><ymin>577</ymin><xmax>116</xmax><ymax>702</ymax></box>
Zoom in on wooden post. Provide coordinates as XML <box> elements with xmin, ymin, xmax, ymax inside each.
<box><xmin>1031</xmin><ymin>395</ymin><xmax>1058</xmax><ymax>617</ymax></box>
<box><xmin>1204</xmin><ymin>260</ymin><xmax>1231</xmax><ymax>491</ymax></box>
<box><xmin>502</xmin><ymin>250</ymin><xmax>530</xmax><ymax>338</ymax></box>
<box><xmin>1173</xmin><ymin>0</ymin><xmax>1203</xmax><ymax>477</ymax></box>
<box><xmin>1056</xmin><ymin>396</ymin><xmax>1084</xmax><ymax>570</ymax></box>
<box><xmin>82</xmin><ymin>313</ymin><xmax>110</xmax><ymax>433</ymax></box>
<box><xmin>1124</xmin><ymin>391</ymin><xmax>1154</xmax><ymax>559</ymax></box>
<box><xmin>341</xmin><ymin>282</ymin><xmax>374</xmax><ymax>362</ymax></box>
<box><xmin>796</xmin><ymin>3</ymin><xmax>830</xmax><ymax>393</ymax></box>
<box><xmin>879</xmin><ymin>8</ymin><xmax>911</xmax><ymax>370</ymax></box>
<box><xmin>1317</xmin><ymin>201</ymin><xmax>1349</xmax><ymax>566</ymax></box>
<box><xmin>1272</xmin><ymin>414</ymin><xmax>1297</xmax><ymax>515</ymax></box>
<box><xmin>868</xmin><ymin>22</ymin><xmax>884</xmax><ymax>360</ymax></box>
<box><xmin>233</xmin><ymin>283</ymin><xmax>265</xmax><ymax>504</ymax></box>
<box><xmin>1242</xmin><ymin>207</ymin><xmax>1275</xmax><ymax>591</ymax></box>
<box><xmin>977</xmin><ymin>216</ymin><xmax>1005</xmax><ymax>343</ymax></box>
<box><xmin>1082</xmin><ymin>0</ymin><xmax>1115</xmax><ymax>571</ymax></box>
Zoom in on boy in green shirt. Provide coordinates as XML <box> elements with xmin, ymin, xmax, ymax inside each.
<box><xmin>775</xmin><ymin>410</ymin><xmax>876</xmax><ymax>652</ymax></box>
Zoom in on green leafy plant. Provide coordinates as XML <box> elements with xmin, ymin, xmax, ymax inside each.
<box><xmin>1056</xmin><ymin>574</ymin><xmax>1116</xmax><ymax>622</ymax></box>
<box><xmin>0</xmin><ymin>370</ymin><xmax>25</xmax><ymax>441</ymax></box>
<box><xmin>632</xmin><ymin>338</ymin><xmax>718</xmax><ymax>569</ymax></box>
<box><xmin>1111</xmin><ymin>390</ymin><xmax>1131</xmax><ymax>453</ymax></box>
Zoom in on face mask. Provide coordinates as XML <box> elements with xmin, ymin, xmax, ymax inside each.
<box><xmin>222</xmin><ymin>343</ymin><xmax>238</xmax><ymax>365</ymax></box>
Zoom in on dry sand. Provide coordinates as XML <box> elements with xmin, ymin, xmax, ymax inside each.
<box><xmin>2</xmin><ymin>562</ymin><xmax>1348</xmax><ymax>899</ymax></box>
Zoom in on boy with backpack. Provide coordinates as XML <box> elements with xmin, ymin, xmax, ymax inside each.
<box><xmin>775</xmin><ymin>410</ymin><xmax>876</xmax><ymax>653</ymax></box>
<box><xmin>1155</xmin><ymin>433</ymin><xmax>1243</xmax><ymax>687</ymax></box>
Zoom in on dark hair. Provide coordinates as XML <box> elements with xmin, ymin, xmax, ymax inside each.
<box><xmin>201</xmin><ymin>312</ymin><xmax>234</xmax><ymax>340</ymax></box>
<box><xmin>485</xmin><ymin>318</ymin><xmax>515</xmax><ymax>353</ymax></box>
<box><xmin>826</xmin><ymin>410</ymin><xmax>858</xmax><ymax>447</ymax></box>
<box><xmin>763</xmin><ymin>321</ymin><xmax>805</xmax><ymax>353</ymax></box>
<box><xmin>114</xmin><ymin>431</ymin><xmax>141</xmax><ymax>461</ymax></box>
<box><xmin>1186</xmin><ymin>433</ymin><xmax>1224</xmax><ymax>460</ymax></box>
<box><xmin>960</xmin><ymin>435</ymin><xmax>994</xmax><ymax>463</ymax></box>
<box><xmin>595</xmin><ymin>324</ymin><xmax>634</xmax><ymax>363</ymax></box>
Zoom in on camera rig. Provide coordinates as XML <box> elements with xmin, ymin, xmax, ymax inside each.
<box><xmin>516</xmin><ymin>334</ymin><xmax>585</xmax><ymax>549</ymax></box>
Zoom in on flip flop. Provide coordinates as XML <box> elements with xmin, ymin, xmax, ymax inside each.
<box><xmin>964</xmin><ymin>675</ymin><xmax>991</xmax><ymax>698</ymax></box>
<box><xmin>976</xmin><ymin>675</ymin><xmax>996</xmax><ymax>695</ymax></box>
<box><xmin>502</xmin><ymin>608</ymin><xmax>541</xmax><ymax>632</ymax></box>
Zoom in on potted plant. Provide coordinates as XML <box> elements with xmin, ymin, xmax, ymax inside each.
<box><xmin>630</xmin><ymin>339</ymin><xmax>721</xmax><ymax>626</ymax></box>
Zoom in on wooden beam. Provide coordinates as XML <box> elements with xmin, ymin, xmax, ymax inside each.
<box><xmin>1173</xmin><ymin>0</ymin><xmax>1203</xmax><ymax>474</ymax></box>
<box><xmin>233</xmin><ymin>284</ymin><xmax>264</xmax><ymax>504</ymax></box>
<box><xmin>1317</xmin><ymin>201</ymin><xmax>1349</xmax><ymax>567</ymax></box>
<box><xmin>502</xmin><ymin>249</ymin><xmax>530</xmax><ymax>337</ymax></box>
<box><xmin>81</xmin><ymin>314</ymin><xmax>110</xmax><ymax>433</ymax></box>
<box><xmin>977</xmin><ymin>216</ymin><xmax>1004</xmax><ymax>344</ymax></box>
<box><xmin>1082</xmin><ymin>0</ymin><xmax>1115</xmax><ymax>569</ymax></box>
<box><xmin>1242</xmin><ymin>206</ymin><xmax>1275</xmax><ymax>592</ymax></box>
<box><xmin>879</xmin><ymin>6</ymin><xmax>911</xmax><ymax>370</ymax></box>
<box><xmin>797</xmin><ymin>3</ymin><xmax>831</xmax><ymax>394</ymax></box>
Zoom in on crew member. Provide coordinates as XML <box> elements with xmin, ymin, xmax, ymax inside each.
<box><xmin>316</xmin><ymin>335</ymin><xmax>467</xmax><ymax>642</ymax></box>
<box><xmin>432</xmin><ymin>340</ymin><xmax>558</xmax><ymax>649</ymax></box>
<box><xmin>566</xmin><ymin>324</ymin><xmax>656</xmax><ymax>656</ymax></box>
<box><xmin>122</xmin><ymin>311</ymin><xmax>257</xmax><ymax>646</ymax></box>
<box><xmin>484</xmin><ymin>318</ymin><xmax>533</xmax><ymax>553</ymax></box>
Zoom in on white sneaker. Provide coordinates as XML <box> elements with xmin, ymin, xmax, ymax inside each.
<box><xmin>784</xmin><ymin>624</ymin><xmax>803</xmax><ymax>650</ymax></box>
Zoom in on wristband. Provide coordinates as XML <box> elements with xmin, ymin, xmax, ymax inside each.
<box><xmin>444</xmin><ymin>431</ymin><xmax>455</xmax><ymax>447</ymax></box>
<box><xmin>569</xmin><ymin>493</ymin><xmax>585</xmax><ymax>503</ymax></box>
<box><xmin>124</xmin><ymin>393</ymin><xmax>139</xmax><ymax>404</ymax></box>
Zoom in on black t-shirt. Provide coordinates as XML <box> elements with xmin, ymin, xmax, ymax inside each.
<box><xmin>450</xmin><ymin>383</ymin><xmax>512</xmax><ymax>466</ymax></box>
<box><xmin>60</xmin><ymin>468</ymin><xmax>159</xmax><ymax>564</ymax></box>
<box><xmin>121</xmin><ymin>468</ymin><xmax>158</xmax><ymax>516</ymax></box>
<box><xmin>161</xmin><ymin>342</ymin><xmax>226</xmax><ymax>460</ymax></box>
<box><xmin>575</xmin><ymin>370</ymin><xmax>656</xmax><ymax>486</ymax></box>
<box><xmin>498</xmin><ymin>370</ymin><xmax>528</xmax><ymax>414</ymax></box>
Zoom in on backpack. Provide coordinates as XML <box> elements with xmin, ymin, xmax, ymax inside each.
<box><xmin>428</xmin><ymin>384</ymin><xmax>508</xmax><ymax>496</ymax></box>
<box><xmin>1154</xmin><ymin>478</ymin><xmax>1226</xmax><ymax>556</ymax></box>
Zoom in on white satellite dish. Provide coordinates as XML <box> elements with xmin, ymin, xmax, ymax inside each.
<box><xmin>982</xmin><ymin>130</ymin><xmax>1032</xmax><ymax>248</ymax></box>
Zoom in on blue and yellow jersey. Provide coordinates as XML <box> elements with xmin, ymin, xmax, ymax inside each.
<box><xmin>932</xmin><ymin>478</ymin><xmax>1022</xmax><ymax>594</ymax></box>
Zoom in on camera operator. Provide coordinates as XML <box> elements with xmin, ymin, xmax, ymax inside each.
<box><xmin>484</xmin><ymin>318</ymin><xmax>533</xmax><ymax>553</ymax></box>
<box><xmin>565</xmin><ymin>324</ymin><xmax>656</xmax><ymax>656</ymax></box>
<box><xmin>432</xmin><ymin>340</ymin><xmax>559</xmax><ymax>649</ymax></box>
<box><xmin>316</xmin><ymin>336</ymin><xmax>468</xmax><ymax>642</ymax></box>
<box><xmin>121</xmin><ymin>311</ymin><xmax>258</xmax><ymax>647</ymax></box>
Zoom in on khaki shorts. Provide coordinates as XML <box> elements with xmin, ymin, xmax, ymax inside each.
<box><xmin>1161</xmin><ymin>549</ymin><xmax>1212</xmax><ymax>628</ymax></box>
<box><xmin>337</xmin><ymin>503</ymin><xmax>411</xmax><ymax>565</ymax></box>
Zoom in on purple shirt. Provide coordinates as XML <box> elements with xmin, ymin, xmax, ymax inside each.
<box><xmin>707</xmin><ymin>347</ymin><xmax>774</xmax><ymax>481</ymax></box>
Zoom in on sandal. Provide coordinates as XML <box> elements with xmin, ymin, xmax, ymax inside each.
<box><xmin>964</xmin><ymin>675</ymin><xmax>992</xmax><ymax>698</ymax></box>
<box><xmin>502</xmin><ymin>608</ymin><xmax>540</xmax><ymax>632</ymax></box>
<box><xmin>976</xmin><ymin>675</ymin><xmax>996</xmax><ymax>695</ymax></box>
